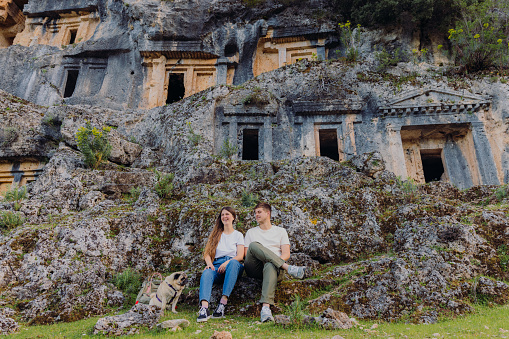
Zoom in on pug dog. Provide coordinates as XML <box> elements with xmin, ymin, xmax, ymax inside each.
<box><xmin>149</xmin><ymin>271</ymin><xmax>188</xmax><ymax>314</ymax></box>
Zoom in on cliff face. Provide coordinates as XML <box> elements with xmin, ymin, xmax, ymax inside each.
<box><xmin>0</xmin><ymin>0</ymin><xmax>508</xmax><ymax>331</ymax></box>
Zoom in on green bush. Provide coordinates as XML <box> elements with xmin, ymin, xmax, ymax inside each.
<box><xmin>447</xmin><ymin>0</ymin><xmax>509</xmax><ymax>72</ymax></box>
<box><xmin>186</xmin><ymin>122</ymin><xmax>202</xmax><ymax>147</ymax></box>
<box><xmin>0</xmin><ymin>127</ymin><xmax>18</xmax><ymax>147</ymax></box>
<box><xmin>112</xmin><ymin>268</ymin><xmax>143</xmax><ymax>307</ymax></box>
<box><xmin>498</xmin><ymin>245</ymin><xmax>509</xmax><ymax>272</ymax></box>
<box><xmin>339</xmin><ymin>21</ymin><xmax>362</xmax><ymax>61</ymax></box>
<box><xmin>375</xmin><ymin>47</ymin><xmax>405</xmax><ymax>72</ymax></box>
<box><xmin>75</xmin><ymin>122</ymin><xmax>112</xmax><ymax>169</ymax></box>
<box><xmin>0</xmin><ymin>211</ymin><xmax>25</xmax><ymax>231</ymax></box>
<box><xmin>219</xmin><ymin>139</ymin><xmax>238</xmax><ymax>159</ymax></box>
<box><xmin>3</xmin><ymin>185</ymin><xmax>27</xmax><ymax>211</ymax></box>
<box><xmin>241</xmin><ymin>190</ymin><xmax>259</xmax><ymax>207</ymax></box>
<box><xmin>128</xmin><ymin>186</ymin><xmax>141</xmax><ymax>204</ymax></box>
<box><xmin>155</xmin><ymin>171</ymin><xmax>174</xmax><ymax>199</ymax></box>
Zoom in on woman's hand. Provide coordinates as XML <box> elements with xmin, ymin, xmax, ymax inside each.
<box><xmin>205</xmin><ymin>263</ymin><xmax>215</xmax><ymax>271</ymax></box>
<box><xmin>217</xmin><ymin>260</ymin><xmax>230</xmax><ymax>273</ymax></box>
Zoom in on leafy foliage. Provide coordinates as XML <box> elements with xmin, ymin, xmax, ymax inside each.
<box><xmin>241</xmin><ymin>190</ymin><xmax>259</xmax><ymax>207</ymax></box>
<box><xmin>219</xmin><ymin>139</ymin><xmax>238</xmax><ymax>159</ymax></box>
<box><xmin>186</xmin><ymin>122</ymin><xmax>202</xmax><ymax>147</ymax></box>
<box><xmin>338</xmin><ymin>21</ymin><xmax>362</xmax><ymax>61</ymax></box>
<box><xmin>154</xmin><ymin>171</ymin><xmax>175</xmax><ymax>199</ymax></box>
<box><xmin>3</xmin><ymin>185</ymin><xmax>27</xmax><ymax>211</ymax></box>
<box><xmin>0</xmin><ymin>211</ymin><xmax>25</xmax><ymax>231</ymax></box>
<box><xmin>112</xmin><ymin>268</ymin><xmax>143</xmax><ymax>307</ymax></box>
<box><xmin>375</xmin><ymin>47</ymin><xmax>406</xmax><ymax>71</ymax></box>
<box><xmin>75</xmin><ymin>122</ymin><xmax>112</xmax><ymax>169</ymax></box>
<box><xmin>331</xmin><ymin>0</ymin><xmax>457</xmax><ymax>29</ymax></box>
<box><xmin>0</xmin><ymin>127</ymin><xmax>18</xmax><ymax>147</ymax></box>
<box><xmin>447</xmin><ymin>0</ymin><xmax>509</xmax><ymax>72</ymax></box>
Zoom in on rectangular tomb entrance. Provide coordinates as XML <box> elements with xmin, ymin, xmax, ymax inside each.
<box><xmin>318</xmin><ymin>129</ymin><xmax>339</xmax><ymax>161</ymax></box>
<box><xmin>242</xmin><ymin>129</ymin><xmax>259</xmax><ymax>160</ymax></box>
<box><xmin>401</xmin><ymin>123</ymin><xmax>480</xmax><ymax>188</ymax></box>
<box><xmin>420</xmin><ymin>149</ymin><xmax>445</xmax><ymax>183</ymax></box>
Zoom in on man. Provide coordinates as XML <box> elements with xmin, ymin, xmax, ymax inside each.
<box><xmin>244</xmin><ymin>202</ymin><xmax>306</xmax><ymax>322</ymax></box>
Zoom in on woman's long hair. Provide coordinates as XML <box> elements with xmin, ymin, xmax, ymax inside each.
<box><xmin>203</xmin><ymin>207</ymin><xmax>236</xmax><ymax>260</ymax></box>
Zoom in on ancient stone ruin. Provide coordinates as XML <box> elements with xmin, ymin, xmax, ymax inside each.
<box><xmin>0</xmin><ymin>0</ymin><xmax>508</xmax><ymax>334</ymax></box>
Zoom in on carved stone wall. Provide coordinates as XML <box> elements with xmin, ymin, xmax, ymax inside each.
<box><xmin>0</xmin><ymin>158</ymin><xmax>43</xmax><ymax>195</ymax></box>
<box><xmin>0</xmin><ymin>0</ymin><xmax>24</xmax><ymax>48</ymax></box>
<box><xmin>14</xmin><ymin>11</ymin><xmax>99</xmax><ymax>47</ymax></box>
<box><xmin>253</xmin><ymin>27</ymin><xmax>328</xmax><ymax>77</ymax></box>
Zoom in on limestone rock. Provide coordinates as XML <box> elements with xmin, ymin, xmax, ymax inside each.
<box><xmin>274</xmin><ymin>314</ymin><xmax>292</xmax><ymax>326</ymax></box>
<box><xmin>209</xmin><ymin>330</ymin><xmax>233</xmax><ymax>339</ymax></box>
<box><xmin>0</xmin><ymin>314</ymin><xmax>18</xmax><ymax>335</ymax></box>
<box><xmin>349</xmin><ymin>151</ymin><xmax>385</xmax><ymax>178</ymax></box>
<box><xmin>158</xmin><ymin>319</ymin><xmax>190</xmax><ymax>329</ymax></box>
<box><xmin>318</xmin><ymin>308</ymin><xmax>353</xmax><ymax>330</ymax></box>
<box><xmin>78</xmin><ymin>191</ymin><xmax>105</xmax><ymax>210</ymax></box>
<box><xmin>107</xmin><ymin>130</ymin><xmax>143</xmax><ymax>166</ymax></box>
<box><xmin>93</xmin><ymin>304</ymin><xmax>161</xmax><ymax>336</ymax></box>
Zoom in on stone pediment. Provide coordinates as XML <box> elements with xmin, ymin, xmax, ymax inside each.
<box><xmin>221</xmin><ymin>104</ymin><xmax>278</xmax><ymax>117</ymax></box>
<box><xmin>379</xmin><ymin>87</ymin><xmax>490</xmax><ymax>117</ymax></box>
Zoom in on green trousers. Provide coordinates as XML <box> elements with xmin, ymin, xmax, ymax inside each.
<box><xmin>244</xmin><ymin>242</ymin><xmax>285</xmax><ymax>305</ymax></box>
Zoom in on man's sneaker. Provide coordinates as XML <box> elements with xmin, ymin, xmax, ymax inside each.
<box><xmin>197</xmin><ymin>306</ymin><xmax>210</xmax><ymax>322</ymax></box>
<box><xmin>212</xmin><ymin>303</ymin><xmax>225</xmax><ymax>318</ymax></box>
<box><xmin>260</xmin><ymin>306</ymin><xmax>274</xmax><ymax>322</ymax></box>
<box><xmin>287</xmin><ymin>265</ymin><xmax>306</xmax><ymax>279</ymax></box>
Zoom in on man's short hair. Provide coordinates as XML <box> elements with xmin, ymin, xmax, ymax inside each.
<box><xmin>254</xmin><ymin>202</ymin><xmax>271</xmax><ymax>214</ymax></box>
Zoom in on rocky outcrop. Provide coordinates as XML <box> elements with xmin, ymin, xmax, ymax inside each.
<box><xmin>93</xmin><ymin>303</ymin><xmax>161</xmax><ymax>336</ymax></box>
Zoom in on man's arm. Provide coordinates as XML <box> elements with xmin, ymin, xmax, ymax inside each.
<box><xmin>280</xmin><ymin>244</ymin><xmax>290</xmax><ymax>261</ymax></box>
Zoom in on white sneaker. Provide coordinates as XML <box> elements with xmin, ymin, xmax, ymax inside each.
<box><xmin>287</xmin><ymin>265</ymin><xmax>306</xmax><ymax>279</ymax></box>
<box><xmin>260</xmin><ymin>306</ymin><xmax>274</xmax><ymax>322</ymax></box>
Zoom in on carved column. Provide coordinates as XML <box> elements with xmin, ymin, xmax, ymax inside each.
<box><xmin>386</xmin><ymin>124</ymin><xmax>408</xmax><ymax>178</ymax></box>
<box><xmin>471</xmin><ymin>122</ymin><xmax>500</xmax><ymax>185</ymax></box>
<box><xmin>215</xmin><ymin>57</ymin><xmax>228</xmax><ymax>85</ymax></box>
<box><xmin>278</xmin><ymin>47</ymin><xmax>287</xmax><ymax>68</ymax></box>
<box><xmin>147</xmin><ymin>55</ymin><xmax>167</xmax><ymax>108</ymax></box>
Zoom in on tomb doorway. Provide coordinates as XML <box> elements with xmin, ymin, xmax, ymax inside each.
<box><xmin>69</xmin><ymin>29</ymin><xmax>78</xmax><ymax>44</ymax></box>
<box><xmin>242</xmin><ymin>129</ymin><xmax>259</xmax><ymax>160</ymax></box>
<box><xmin>420</xmin><ymin>149</ymin><xmax>445</xmax><ymax>183</ymax></box>
<box><xmin>64</xmin><ymin>69</ymin><xmax>79</xmax><ymax>98</ymax></box>
<box><xmin>166</xmin><ymin>73</ymin><xmax>185</xmax><ymax>104</ymax></box>
<box><xmin>318</xmin><ymin>129</ymin><xmax>339</xmax><ymax>161</ymax></box>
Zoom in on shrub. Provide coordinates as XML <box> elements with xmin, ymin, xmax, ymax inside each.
<box><xmin>0</xmin><ymin>127</ymin><xmax>18</xmax><ymax>147</ymax></box>
<box><xmin>0</xmin><ymin>211</ymin><xmax>25</xmax><ymax>231</ymax></box>
<box><xmin>3</xmin><ymin>185</ymin><xmax>27</xmax><ymax>211</ymax></box>
<box><xmin>128</xmin><ymin>186</ymin><xmax>141</xmax><ymax>204</ymax></box>
<box><xmin>241</xmin><ymin>190</ymin><xmax>258</xmax><ymax>207</ymax></box>
<box><xmin>375</xmin><ymin>47</ymin><xmax>406</xmax><ymax>72</ymax></box>
<box><xmin>447</xmin><ymin>0</ymin><xmax>509</xmax><ymax>72</ymax></box>
<box><xmin>219</xmin><ymin>139</ymin><xmax>238</xmax><ymax>159</ymax></box>
<box><xmin>112</xmin><ymin>268</ymin><xmax>143</xmax><ymax>307</ymax></box>
<box><xmin>186</xmin><ymin>122</ymin><xmax>202</xmax><ymax>147</ymax></box>
<box><xmin>75</xmin><ymin>122</ymin><xmax>112</xmax><ymax>169</ymax></box>
<box><xmin>338</xmin><ymin>21</ymin><xmax>362</xmax><ymax>61</ymax></box>
<box><xmin>155</xmin><ymin>171</ymin><xmax>174</xmax><ymax>199</ymax></box>
<box><xmin>498</xmin><ymin>245</ymin><xmax>509</xmax><ymax>272</ymax></box>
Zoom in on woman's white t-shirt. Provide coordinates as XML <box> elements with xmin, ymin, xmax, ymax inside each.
<box><xmin>215</xmin><ymin>230</ymin><xmax>245</xmax><ymax>258</ymax></box>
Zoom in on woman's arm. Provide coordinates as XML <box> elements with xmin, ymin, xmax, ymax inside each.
<box><xmin>204</xmin><ymin>254</ymin><xmax>215</xmax><ymax>270</ymax></box>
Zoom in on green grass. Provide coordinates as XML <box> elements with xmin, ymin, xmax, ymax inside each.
<box><xmin>7</xmin><ymin>304</ymin><xmax>509</xmax><ymax>338</ymax></box>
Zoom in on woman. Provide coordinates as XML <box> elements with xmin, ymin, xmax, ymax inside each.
<box><xmin>197</xmin><ymin>206</ymin><xmax>244</xmax><ymax>322</ymax></box>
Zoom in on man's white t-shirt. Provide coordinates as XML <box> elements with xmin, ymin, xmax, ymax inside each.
<box><xmin>244</xmin><ymin>225</ymin><xmax>290</xmax><ymax>257</ymax></box>
<box><xmin>215</xmin><ymin>230</ymin><xmax>245</xmax><ymax>258</ymax></box>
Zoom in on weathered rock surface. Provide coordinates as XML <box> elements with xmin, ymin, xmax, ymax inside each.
<box><xmin>0</xmin><ymin>314</ymin><xmax>18</xmax><ymax>335</ymax></box>
<box><xmin>157</xmin><ymin>318</ymin><xmax>190</xmax><ymax>329</ymax></box>
<box><xmin>93</xmin><ymin>303</ymin><xmax>161</xmax><ymax>336</ymax></box>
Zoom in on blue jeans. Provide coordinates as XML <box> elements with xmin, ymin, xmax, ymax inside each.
<box><xmin>198</xmin><ymin>256</ymin><xmax>244</xmax><ymax>303</ymax></box>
